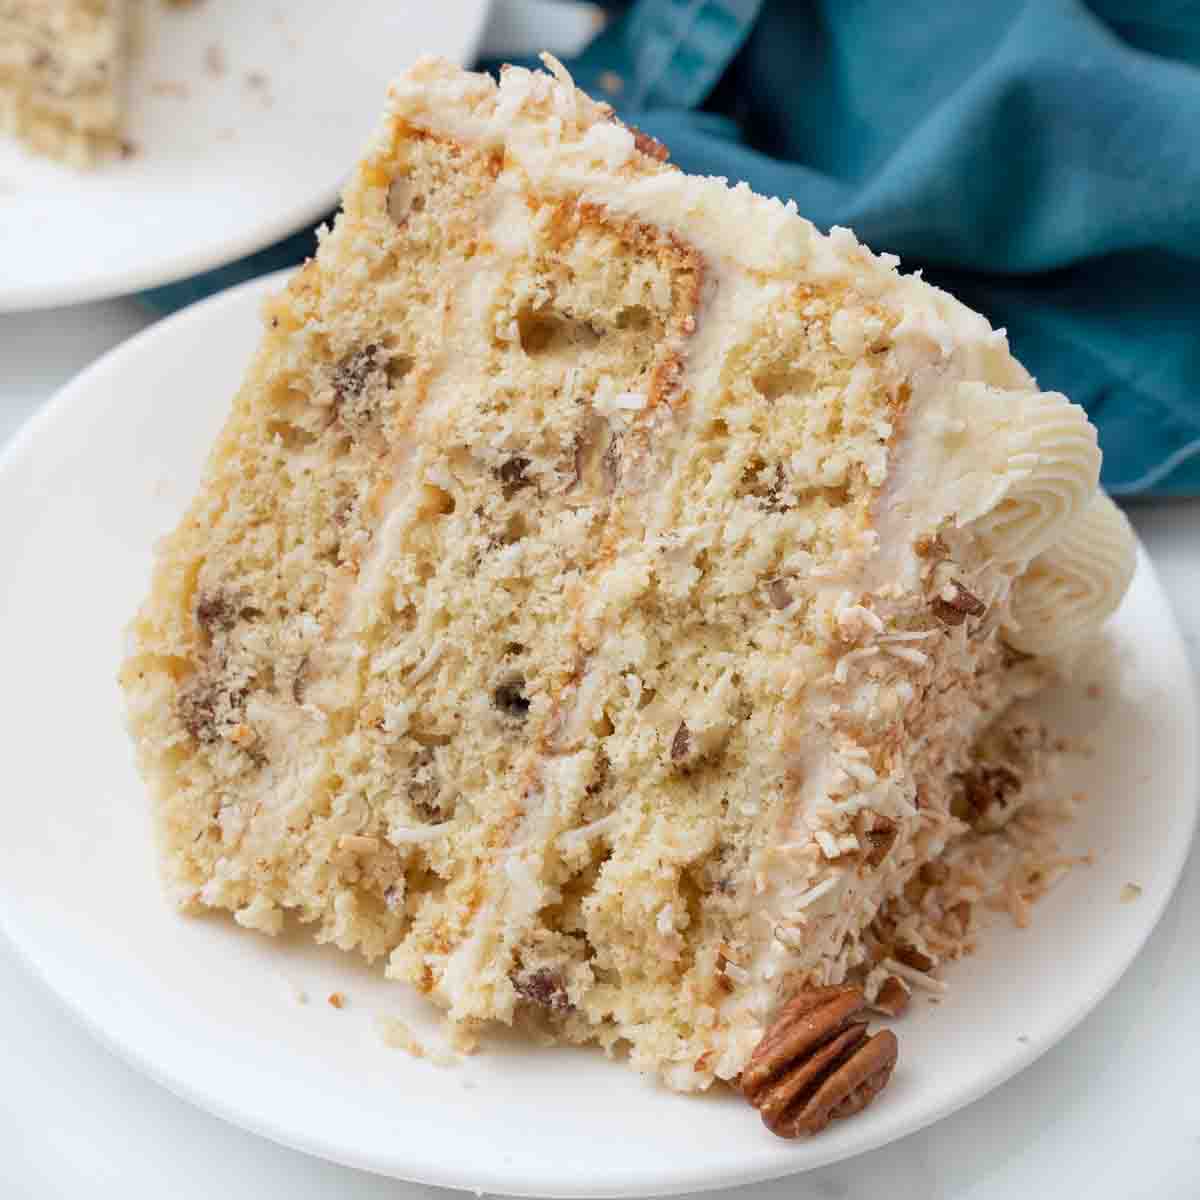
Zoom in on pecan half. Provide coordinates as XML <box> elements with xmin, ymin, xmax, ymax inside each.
<box><xmin>741</xmin><ymin>986</ymin><xmax>899</xmax><ymax>1138</ymax></box>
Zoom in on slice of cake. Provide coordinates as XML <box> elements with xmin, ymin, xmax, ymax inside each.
<box><xmin>120</xmin><ymin>57</ymin><xmax>1135</xmax><ymax>1095</ymax></box>
<box><xmin>0</xmin><ymin>0</ymin><xmax>129</xmax><ymax>164</ymax></box>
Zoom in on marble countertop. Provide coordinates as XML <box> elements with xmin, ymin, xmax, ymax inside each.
<box><xmin>2</xmin><ymin>296</ymin><xmax>1198</xmax><ymax>1199</ymax></box>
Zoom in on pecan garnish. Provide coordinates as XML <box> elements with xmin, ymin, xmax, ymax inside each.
<box><xmin>931</xmin><ymin>579</ymin><xmax>986</xmax><ymax>626</ymax></box>
<box><xmin>741</xmin><ymin>986</ymin><xmax>899</xmax><ymax>1138</ymax></box>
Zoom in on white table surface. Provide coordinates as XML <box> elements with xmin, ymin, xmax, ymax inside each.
<box><xmin>2</xmin><ymin>295</ymin><xmax>1198</xmax><ymax>1200</ymax></box>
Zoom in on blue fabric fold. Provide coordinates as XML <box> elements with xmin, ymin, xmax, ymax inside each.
<box><xmin>143</xmin><ymin>0</ymin><xmax>1200</xmax><ymax>495</ymax></box>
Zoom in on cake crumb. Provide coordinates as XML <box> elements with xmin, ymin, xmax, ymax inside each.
<box><xmin>378</xmin><ymin>1017</ymin><xmax>458</xmax><ymax>1067</ymax></box>
<box><xmin>446</xmin><ymin>1020</ymin><xmax>481</xmax><ymax>1056</ymax></box>
<box><xmin>204</xmin><ymin>43</ymin><xmax>226</xmax><ymax>77</ymax></box>
<box><xmin>378</xmin><ymin>1016</ymin><xmax>423</xmax><ymax>1057</ymax></box>
<box><xmin>149</xmin><ymin>80</ymin><xmax>190</xmax><ymax>99</ymax></box>
<box><xmin>327</xmin><ymin>991</ymin><xmax>346</xmax><ymax>1009</ymax></box>
<box><xmin>243</xmin><ymin>71</ymin><xmax>272</xmax><ymax>106</ymax></box>
<box><xmin>1120</xmin><ymin>882</ymin><xmax>1143</xmax><ymax>902</ymax></box>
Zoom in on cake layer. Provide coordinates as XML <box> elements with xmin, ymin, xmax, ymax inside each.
<box><xmin>121</xmin><ymin>57</ymin><xmax>1132</xmax><ymax>1091</ymax></box>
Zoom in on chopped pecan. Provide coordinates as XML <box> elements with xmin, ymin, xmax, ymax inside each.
<box><xmin>670</xmin><ymin>722</ymin><xmax>692</xmax><ymax>763</ymax></box>
<box><xmin>767</xmin><ymin>578</ymin><xmax>793</xmax><ymax>610</ymax></box>
<box><xmin>931</xmin><ymin>579</ymin><xmax>986</xmax><ymax>626</ymax></box>
<box><xmin>863</xmin><ymin>817</ymin><xmax>897</xmax><ymax>868</ymax></box>
<box><xmin>919</xmin><ymin>861</ymin><xmax>950</xmax><ymax>887</ymax></box>
<box><xmin>872</xmin><ymin>977</ymin><xmax>910</xmax><ymax>1018</ymax></box>
<box><xmin>387</xmin><ymin>176</ymin><xmax>415</xmax><ymax>223</ymax></box>
<box><xmin>952</xmin><ymin>764</ymin><xmax>1022</xmax><ymax>825</ymax></box>
<box><xmin>195</xmin><ymin>590</ymin><xmax>237</xmax><ymax>636</ymax></box>
<box><xmin>894</xmin><ymin>945</ymin><xmax>934</xmax><ymax>973</ymax></box>
<box><xmin>601</xmin><ymin>433</ymin><xmax>622</xmax><ymax>492</ymax></box>
<box><xmin>626</xmin><ymin>122</ymin><xmax>670</xmax><ymax>162</ymax></box>
<box><xmin>493</xmin><ymin>675</ymin><xmax>530</xmax><ymax>721</ymax></box>
<box><xmin>512</xmin><ymin>967</ymin><xmax>572</xmax><ymax>1013</ymax></box>
<box><xmin>291</xmin><ymin>653</ymin><xmax>310</xmax><ymax>704</ymax></box>
<box><xmin>741</xmin><ymin>986</ymin><xmax>899</xmax><ymax>1138</ymax></box>
<box><xmin>497</xmin><ymin>455</ymin><xmax>533</xmax><ymax>498</ymax></box>
<box><xmin>914</xmin><ymin>533</ymin><xmax>948</xmax><ymax>560</ymax></box>
<box><xmin>948</xmin><ymin>900</ymin><xmax>972</xmax><ymax>934</ymax></box>
<box><xmin>332</xmin><ymin>344</ymin><xmax>380</xmax><ymax>404</ymax></box>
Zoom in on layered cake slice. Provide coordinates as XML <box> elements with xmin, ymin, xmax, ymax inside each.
<box><xmin>121</xmin><ymin>57</ymin><xmax>1135</xmax><ymax>1094</ymax></box>
<box><xmin>0</xmin><ymin>0</ymin><xmax>129</xmax><ymax>164</ymax></box>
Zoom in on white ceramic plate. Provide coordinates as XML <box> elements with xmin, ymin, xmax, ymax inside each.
<box><xmin>0</xmin><ymin>1</ymin><xmax>488</xmax><ymax>311</ymax></box>
<box><xmin>0</xmin><ymin>273</ymin><xmax>1195</xmax><ymax>1197</ymax></box>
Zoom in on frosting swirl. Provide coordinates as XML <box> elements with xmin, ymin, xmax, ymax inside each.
<box><xmin>1004</xmin><ymin>491</ymin><xmax>1135</xmax><ymax>655</ymax></box>
<box><xmin>965</xmin><ymin>386</ymin><xmax>1101</xmax><ymax>568</ymax></box>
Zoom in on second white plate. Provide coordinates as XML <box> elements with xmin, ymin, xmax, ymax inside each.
<box><xmin>0</xmin><ymin>1</ymin><xmax>488</xmax><ymax>311</ymax></box>
<box><xmin>0</xmin><ymin>273</ymin><xmax>1195</xmax><ymax>1196</ymax></box>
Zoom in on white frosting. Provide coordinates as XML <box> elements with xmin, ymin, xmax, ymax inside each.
<box><xmin>963</xmin><ymin>385</ymin><xmax>1101</xmax><ymax>565</ymax></box>
<box><xmin>874</xmin><ymin>379</ymin><xmax>1100</xmax><ymax>592</ymax></box>
<box><xmin>1005</xmin><ymin>491</ymin><xmax>1135</xmax><ymax>654</ymax></box>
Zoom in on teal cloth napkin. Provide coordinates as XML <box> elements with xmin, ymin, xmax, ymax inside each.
<box><xmin>144</xmin><ymin>0</ymin><xmax>1200</xmax><ymax>496</ymax></box>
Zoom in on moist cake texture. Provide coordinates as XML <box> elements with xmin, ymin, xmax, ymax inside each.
<box><xmin>0</xmin><ymin>0</ymin><xmax>128</xmax><ymax>163</ymax></box>
<box><xmin>121</xmin><ymin>57</ymin><xmax>1135</xmax><ymax>1091</ymax></box>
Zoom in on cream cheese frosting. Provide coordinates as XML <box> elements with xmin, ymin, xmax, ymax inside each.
<box><xmin>1005</xmin><ymin>491</ymin><xmax>1136</xmax><ymax>655</ymax></box>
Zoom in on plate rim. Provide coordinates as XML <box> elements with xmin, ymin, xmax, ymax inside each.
<box><xmin>0</xmin><ymin>3</ymin><xmax>491</xmax><ymax>313</ymax></box>
<box><xmin>0</xmin><ymin>272</ymin><xmax>1196</xmax><ymax>1197</ymax></box>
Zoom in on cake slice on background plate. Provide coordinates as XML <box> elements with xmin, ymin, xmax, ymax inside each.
<box><xmin>120</xmin><ymin>56</ymin><xmax>1135</xmax><ymax>1116</ymax></box>
<box><xmin>0</xmin><ymin>0</ymin><xmax>130</xmax><ymax>164</ymax></box>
